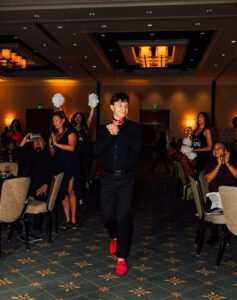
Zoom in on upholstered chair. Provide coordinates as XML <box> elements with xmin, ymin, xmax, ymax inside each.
<box><xmin>0</xmin><ymin>177</ymin><xmax>31</xmax><ymax>256</ymax></box>
<box><xmin>25</xmin><ymin>172</ymin><xmax>64</xmax><ymax>243</ymax></box>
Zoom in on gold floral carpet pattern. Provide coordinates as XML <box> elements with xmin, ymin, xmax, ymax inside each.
<box><xmin>0</xmin><ymin>175</ymin><xmax>237</xmax><ymax>299</ymax></box>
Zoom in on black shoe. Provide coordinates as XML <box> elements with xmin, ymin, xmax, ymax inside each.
<box><xmin>71</xmin><ymin>223</ymin><xmax>79</xmax><ymax>230</ymax></box>
<box><xmin>61</xmin><ymin>222</ymin><xmax>71</xmax><ymax>229</ymax></box>
<box><xmin>206</xmin><ymin>235</ymin><xmax>219</xmax><ymax>245</ymax></box>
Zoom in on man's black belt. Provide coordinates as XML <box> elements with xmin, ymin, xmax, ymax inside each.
<box><xmin>104</xmin><ymin>169</ymin><xmax>133</xmax><ymax>176</ymax></box>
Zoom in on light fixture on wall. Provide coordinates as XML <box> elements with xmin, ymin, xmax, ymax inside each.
<box><xmin>0</xmin><ymin>49</ymin><xmax>27</xmax><ymax>69</ymax></box>
<box><xmin>132</xmin><ymin>45</ymin><xmax>175</xmax><ymax>68</ymax></box>
<box><xmin>184</xmin><ymin>119</ymin><xmax>195</xmax><ymax>137</ymax></box>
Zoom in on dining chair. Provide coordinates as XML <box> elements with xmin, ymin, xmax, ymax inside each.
<box><xmin>0</xmin><ymin>162</ymin><xmax>18</xmax><ymax>177</ymax></box>
<box><xmin>218</xmin><ymin>186</ymin><xmax>237</xmax><ymax>266</ymax></box>
<box><xmin>0</xmin><ymin>177</ymin><xmax>31</xmax><ymax>256</ymax></box>
<box><xmin>25</xmin><ymin>172</ymin><xmax>64</xmax><ymax>243</ymax></box>
<box><xmin>198</xmin><ymin>170</ymin><xmax>209</xmax><ymax>203</ymax></box>
<box><xmin>189</xmin><ymin>175</ymin><xmax>225</xmax><ymax>257</ymax></box>
<box><xmin>175</xmin><ymin>160</ymin><xmax>192</xmax><ymax>200</ymax></box>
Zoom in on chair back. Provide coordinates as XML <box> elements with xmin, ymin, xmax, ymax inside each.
<box><xmin>199</xmin><ymin>171</ymin><xmax>209</xmax><ymax>203</ymax></box>
<box><xmin>189</xmin><ymin>175</ymin><xmax>205</xmax><ymax>220</ymax></box>
<box><xmin>219</xmin><ymin>186</ymin><xmax>237</xmax><ymax>236</ymax></box>
<box><xmin>47</xmin><ymin>172</ymin><xmax>64</xmax><ymax>212</ymax></box>
<box><xmin>0</xmin><ymin>162</ymin><xmax>18</xmax><ymax>177</ymax></box>
<box><xmin>175</xmin><ymin>161</ymin><xmax>187</xmax><ymax>185</ymax></box>
<box><xmin>0</xmin><ymin>177</ymin><xmax>31</xmax><ymax>222</ymax></box>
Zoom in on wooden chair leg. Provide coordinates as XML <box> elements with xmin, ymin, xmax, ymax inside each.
<box><xmin>20</xmin><ymin>218</ymin><xmax>30</xmax><ymax>251</ymax></box>
<box><xmin>0</xmin><ymin>223</ymin><xmax>2</xmax><ymax>257</ymax></box>
<box><xmin>197</xmin><ymin>221</ymin><xmax>208</xmax><ymax>255</ymax></box>
<box><xmin>215</xmin><ymin>227</ymin><xmax>231</xmax><ymax>267</ymax></box>
<box><xmin>54</xmin><ymin>209</ymin><xmax>59</xmax><ymax>233</ymax></box>
<box><xmin>46</xmin><ymin>213</ymin><xmax>52</xmax><ymax>243</ymax></box>
<box><xmin>7</xmin><ymin>223</ymin><xmax>15</xmax><ymax>242</ymax></box>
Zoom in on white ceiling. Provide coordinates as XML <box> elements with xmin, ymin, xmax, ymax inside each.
<box><xmin>0</xmin><ymin>0</ymin><xmax>236</xmax><ymax>83</ymax></box>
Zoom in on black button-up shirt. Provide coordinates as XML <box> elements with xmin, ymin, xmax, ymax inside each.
<box><xmin>94</xmin><ymin>119</ymin><xmax>142</xmax><ymax>172</ymax></box>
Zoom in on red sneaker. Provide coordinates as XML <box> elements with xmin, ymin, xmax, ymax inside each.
<box><xmin>116</xmin><ymin>260</ymin><xmax>128</xmax><ymax>275</ymax></box>
<box><xmin>109</xmin><ymin>239</ymin><xmax>117</xmax><ymax>255</ymax></box>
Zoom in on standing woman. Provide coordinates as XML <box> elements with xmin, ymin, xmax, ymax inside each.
<box><xmin>8</xmin><ymin>119</ymin><xmax>24</xmax><ymax>145</ymax></box>
<box><xmin>192</xmin><ymin>112</ymin><xmax>213</xmax><ymax>173</ymax></box>
<box><xmin>71</xmin><ymin>107</ymin><xmax>95</xmax><ymax>191</ymax></box>
<box><xmin>49</xmin><ymin>111</ymin><xmax>80</xmax><ymax>229</ymax></box>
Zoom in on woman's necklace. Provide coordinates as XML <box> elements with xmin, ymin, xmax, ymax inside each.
<box><xmin>57</xmin><ymin>128</ymin><xmax>67</xmax><ymax>141</ymax></box>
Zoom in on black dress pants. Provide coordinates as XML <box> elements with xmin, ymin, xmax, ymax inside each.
<box><xmin>100</xmin><ymin>171</ymin><xmax>135</xmax><ymax>258</ymax></box>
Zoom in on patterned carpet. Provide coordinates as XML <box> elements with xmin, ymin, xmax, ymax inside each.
<box><xmin>1</xmin><ymin>169</ymin><xmax>237</xmax><ymax>300</ymax></box>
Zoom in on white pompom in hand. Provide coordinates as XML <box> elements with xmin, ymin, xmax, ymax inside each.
<box><xmin>180</xmin><ymin>137</ymin><xmax>197</xmax><ymax>160</ymax></box>
<box><xmin>52</xmin><ymin>93</ymin><xmax>65</xmax><ymax>108</ymax></box>
<box><xmin>88</xmin><ymin>93</ymin><xmax>99</xmax><ymax>108</ymax></box>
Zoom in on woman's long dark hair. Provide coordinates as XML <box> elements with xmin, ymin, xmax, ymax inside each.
<box><xmin>9</xmin><ymin>119</ymin><xmax>22</xmax><ymax>133</ymax></box>
<box><xmin>71</xmin><ymin>112</ymin><xmax>88</xmax><ymax>131</ymax></box>
<box><xmin>196</xmin><ymin>112</ymin><xmax>210</xmax><ymax>129</ymax></box>
<box><xmin>50</xmin><ymin>111</ymin><xmax>71</xmax><ymax>133</ymax></box>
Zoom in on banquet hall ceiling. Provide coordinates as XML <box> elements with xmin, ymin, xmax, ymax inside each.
<box><xmin>0</xmin><ymin>0</ymin><xmax>236</xmax><ymax>83</ymax></box>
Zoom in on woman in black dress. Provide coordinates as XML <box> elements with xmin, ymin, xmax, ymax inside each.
<box><xmin>192</xmin><ymin>112</ymin><xmax>213</xmax><ymax>173</ymax></box>
<box><xmin>49</xmin><ymin>111</ymin><xmax>80</xmax><ymax>229</ymax></box>
<box><xmin>71</xmin><ymin>108</ymin><xmax>95</xmax><ymax>192</ymax></box>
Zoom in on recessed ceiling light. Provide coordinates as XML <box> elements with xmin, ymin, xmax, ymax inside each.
<box><xmin>213</xmin><ymin>64</ymin><xmax>218</xmax><ymax>67</ymax></box>
<box><xmin>58</xmin><ymin>56</ymin><xmax>61</xmax><ymax>60</ymax></box>
<box><xmin>22</xmin><ymin>26</ymin><xmax>28</xmax><ymax>30</ymax></box>
<box><xmin>34</xmin><ymin>50</ymin><xmax>37</xmax><ymax>53</ymax></box>
<box><xmin>194</xmin><ymin>22</ymin><xmax>201</xmax><ymax>26</ymax></box>
<box><xmin>34</xmin><ymin>14</ymin><xmax>40</xmax><ymax>18</ymax></box>
<box><xmin>101</xmin><ymin>34</ymin><xmax>106</xmax><ymax>37</ymax></box>
<box><xmin>190</xmin><ymin>58</ymin><xmax>194</xmax><ymax>62</ymax></box>
<box><xmin>57</xmin><ymin>26</ymin><xmax>63</xmax><ymax>29</ymax></box>
<box><xmin>73</xmin><ymin>43</ymin><xmax>77</xmax><ymax>46</ymax></box>
<box><xmin>84</xmin><ymin>56</ymin><xmax>88</xmax><ymax>59</ymax></box>
<box><xmin>89</xmin><ymin>12</ymin><xmax>95</xmax><ymax>16</ymax></box>
<box><xmin>147</xmin><ymin>24</ymin><xmax>153</xmax><ymax>27</ymax></box>
<box><xmin>101</xmin><ymin>25</ymin><xmax>107</xmax><ymax>28</ymax></box>
<box><xmin>43</xmin><ymin>43</ymin><xmax>46</xmax><ymax>47</ymax></box>
<box><xmin>116</xmin><ymin>60</ymin><xmax>119</xmax><ymax>63</ymax></box>
<box><xmin>73</xmin><ymin>33</ymin><xmax>77</xmax><ymax>36</ymax></box>
<box><xmin>206</xmin><ymin>8</ymin><xmax>213</xmax><ymax>13</ymax></box>
<box><xmin>146</xmin><ymin>10</ymin><xmax>153</xmax><ymax>14</ymax></box>
<box><xmin>200</xmin><ymin>32</ymin><xmax>206</xmax><ymax>35</ymax></box>
<box><xmin>92</xmin><ymin>65</ymin><xmax>97</xmax><ymax>68</ymax></box>
<box><xmin>14</xmin><ymin>36</ymin><xmax>18</xmax><ymax>39</ymax></box>
<box><xmin>222</xmin><ymin>53</ymin><xmax>226</xmax><ymax>57</ymax></box>
<box><xmin>150</xmin><ymin>33</ymin><xmax>155</xmax><ymax>36</ymax></box>
<box><xmin>231</xmin><ymin>40</ymin><xmax>236</xmax><ymax>44</ymax></box>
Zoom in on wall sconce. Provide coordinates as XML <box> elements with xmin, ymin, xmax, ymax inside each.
<box><xmin>184</xmin><ymin>119</ymin><xmax>195</xmax><ymax>137</ymax></box>
<box><xmin>5</xmin><ymin>116</ymin><xmax>14</xmax><ymax>127</ymax></box>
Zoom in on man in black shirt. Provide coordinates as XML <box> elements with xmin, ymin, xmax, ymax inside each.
<box><xmin>14</xmin><ymin>133</ymin><xmax>53</xmax><ymax>235</ymax></box>
<box><xmin>94</xmin><ymin>92</ymin><xmax>142</xmax><ymax>275</ymax></box>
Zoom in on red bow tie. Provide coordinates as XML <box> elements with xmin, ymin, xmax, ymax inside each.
<box><xmin>112</xmin><ymin>118</ymin><xmax>124</xmax><ymax>125</ymax></box>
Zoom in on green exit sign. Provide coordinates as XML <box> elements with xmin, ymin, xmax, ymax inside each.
<box><xmin>151</xmin><ymin>105</ymin><xmax>158</xmax><ymax>110</ymax></box>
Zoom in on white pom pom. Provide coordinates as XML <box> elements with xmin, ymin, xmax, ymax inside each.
<box><xmin>52</xmin><ymin>93</ymin><xmax>65</xmax><ymax>108</ymax></box>
<box><xmin>181</xmin><ymin>145</ymin><xmax>191</xmax><ymax>155</ymax></box>
<box><xmin>183</xmin><ymin>137</ymin><xmax>192</xmax><ymax>147</ymax></box>
<box><xmin>88</xmin><ymin>93</ymin><xmax>99</xmax><ymax>108</ymax></box>
<box><xmin>186</xmin><ymin>151</ymin><xmax>197</xmax><ymax>160</ymax></box>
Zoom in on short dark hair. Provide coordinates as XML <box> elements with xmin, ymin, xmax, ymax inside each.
<box><xmin>110</xmin><ymin>93</ymin><xmax>129</xmax><ymax>105</ymax></box>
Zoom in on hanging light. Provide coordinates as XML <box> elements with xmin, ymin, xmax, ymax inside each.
<box><xmin>132</xmin><ymin>45</ymin><xmax>174</xmax><ymax>68</ymax></box>
<box><xmin>0</xmin><ymin>48</ymin><xmax>27</xmax><ymax>69</ymax></box>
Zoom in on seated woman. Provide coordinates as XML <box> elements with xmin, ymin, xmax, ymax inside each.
<box><xmin>192</xmin><ymin>112</ymin><xmax>212</xmax><ymax>173</ymax></box>
<box><xmin>204</xmin><ymin>142</ymin><xmax>237</xmax><ymax>244</ymax></box>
